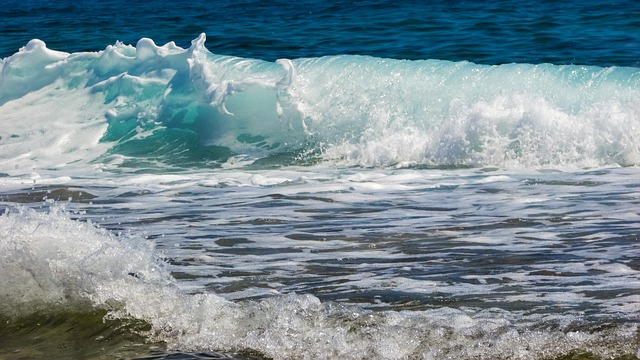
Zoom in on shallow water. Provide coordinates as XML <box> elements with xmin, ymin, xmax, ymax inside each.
<box><xmin>1</xmin><ymin>166</ymin><xmax>639</xmax><ymax>359</ymax></box>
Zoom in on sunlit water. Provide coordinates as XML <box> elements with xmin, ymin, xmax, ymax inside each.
<box><xmin>1</xmin><ymin>1</ymin><xmax>639</xmax><ymax>359</ymax></box>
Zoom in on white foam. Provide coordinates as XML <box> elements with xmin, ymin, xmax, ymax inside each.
<box><xmin>0</xmin><ymin>82</ymin><xmax>111</xmax><ymax>176</ymax></box>
<box><xmin>1</xmin><ymin>205</ymin><xmax>637</xmax><ymax>359</ymax></box>
<box><xmin>0</xmin><ymin>39</ymin><xmax>69</xmax><ymax>104</ymax></box>
<box><xmin>286</xmin><ymin>57</ymin><xmax>640</xmax><ymax>168</ymax></box>
<box><xmin>0</xmin><ymin>206</ymin><xmax>168</xmax><ymax>316</ymax></box>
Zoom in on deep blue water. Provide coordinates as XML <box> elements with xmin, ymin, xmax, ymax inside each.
<box><xmin>2</xmin><ymin>0</ymin><xmax>640</xmax><ymax>66</ymax></box>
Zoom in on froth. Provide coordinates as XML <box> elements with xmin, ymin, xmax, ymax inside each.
<box><xmin>0</xmin><ymin>206</ymin><xmax>637</xmax><ymax>359</ymax></box>
<box><xmin>0</xmin><ymin>206</ymin><xmax>168</xmax><ymax>316</ymax></box>
<box><xmin>107</xmin><ymin>292</ymin><xmax>640</xmax><ymax>359</ymax></box>
<box><xmin>288</xmin><ymin>58</ymin><xmax>640</xmax><ymax>168</ymax></box>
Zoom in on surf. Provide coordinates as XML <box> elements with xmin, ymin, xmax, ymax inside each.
<box><xmin>1</xmin><ymin>34</ymin><xmax>640</xmax><ymax>178</ymax></box>
<box><xmin>1</xmin><ymin>205</ymin><xmax>638</xmax><ymax>359</ymax></box>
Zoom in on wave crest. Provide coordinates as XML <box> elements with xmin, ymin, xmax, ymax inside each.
<box><xmin>1</xmin><ymin>35</ymin><xmax>640</xmax><ymax>174</ymax></box>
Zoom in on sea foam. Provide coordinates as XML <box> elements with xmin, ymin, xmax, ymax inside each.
<box><xmin>1</xmin><ymin>205</ymin><xmax>638</xmax><ymax>359</ymax></box>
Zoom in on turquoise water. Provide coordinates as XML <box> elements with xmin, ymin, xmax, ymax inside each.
<box><xmin>1</xmin><ymin>1</ymin><xmax>639</xmax><ymax>359</ymax></box>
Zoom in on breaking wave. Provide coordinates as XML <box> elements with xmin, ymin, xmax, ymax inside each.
<box><xmin>1</xmin><ymin>206</ymin><xmax>638</xmax><ymax>359</ymax></box>
<box><xmin>1</xmin><ymin>34</ymin><xmax>640</xmax><ymax>175</ymax></box>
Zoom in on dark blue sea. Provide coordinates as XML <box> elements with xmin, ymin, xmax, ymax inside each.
<box><xmin>1</xmin><ymin>1</ymin><xmax>639</xmax><ymax>359</ymax></box>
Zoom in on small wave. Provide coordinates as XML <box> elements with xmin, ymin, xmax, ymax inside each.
<box><xmin>0</xmin><ymin>206</ymin><xmax>638</xmax><ymax>359</ymax></box>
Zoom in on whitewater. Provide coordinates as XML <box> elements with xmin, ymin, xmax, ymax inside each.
<box><xmin>1</xmin><ymin>34</ymin><xmax>640</xmax><ymax>175</ymax></box>
<box><xmin>1</xmin><ymin>34</ymin><xmax>639</xmax><ymax>360</ymax></box>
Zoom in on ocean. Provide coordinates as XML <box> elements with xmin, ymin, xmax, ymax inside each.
<box><xmin>1</xmin><ymin>1</ymin><xmax>639</xmax><ymax>359</ymax></box>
